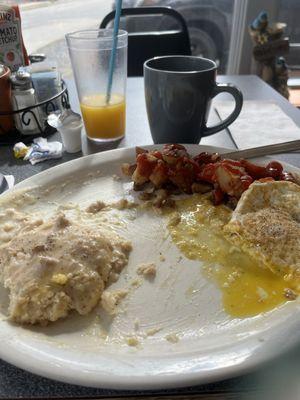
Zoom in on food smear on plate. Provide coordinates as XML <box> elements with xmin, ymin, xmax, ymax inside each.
<box><xmin>0</xmin><ymin>210</ymin><xmax>131</xmax><ymax>325</ymax></box>
<box><xmin>167</xmin><ymin>193</ymin><xmax>296</xmax><ymax>318</ymax></box>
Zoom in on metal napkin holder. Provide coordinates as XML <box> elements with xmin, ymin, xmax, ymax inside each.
<box><xmin>0</xmin><ymin>80</ymin><xmax>70</xmax><ymax>145</ymax></box>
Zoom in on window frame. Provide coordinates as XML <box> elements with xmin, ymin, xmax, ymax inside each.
<box><xmin>227</xmin><ymin>0</ymin><xmax>282</xmax><ymax>74</ymax></box>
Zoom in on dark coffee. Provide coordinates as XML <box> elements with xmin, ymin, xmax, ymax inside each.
<box><xmin>144</xmin><ymin>56</ymin><xmax>243</xmax><ymax>144</ymax></box>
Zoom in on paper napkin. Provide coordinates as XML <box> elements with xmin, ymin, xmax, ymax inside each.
<box><xmin>215</xmin><ymin>100</ymin><xmax>300</xmax><ymax>149</ymax></box>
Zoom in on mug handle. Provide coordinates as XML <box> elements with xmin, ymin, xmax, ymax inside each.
<box><xmin>202</xmin><ymin>83</ymin><xmax>243</xmax><ymax>137</ymax></box>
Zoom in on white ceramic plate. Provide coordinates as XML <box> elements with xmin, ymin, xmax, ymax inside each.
<box><xmin>1</xmin><ymin>144</ymin><xmax>300</xmax><ymax>390</ymax></box>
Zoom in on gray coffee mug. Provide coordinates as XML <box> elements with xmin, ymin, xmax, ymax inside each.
<box><xmin>144</xmin><ymin>56</ymin><xmax>243</xmax><ymax>144</ymax></box>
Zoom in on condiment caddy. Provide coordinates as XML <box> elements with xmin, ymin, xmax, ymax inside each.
<box><xmin>0</xmin><ymin>64</ymin><xmax>70</xmax><ymax>144</ymax></box>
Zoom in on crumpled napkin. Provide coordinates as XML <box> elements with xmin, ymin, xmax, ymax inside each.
<box><xmin>215</xmin><ymin>100</ymin><xmax>300</xmax><ymax>149</ymax></box>
<box><xmin>14</xmin><ymin>137</ymin><xmax>63</xmax><ymax>165</ymax></box>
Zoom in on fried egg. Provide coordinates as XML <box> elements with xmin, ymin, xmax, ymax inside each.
<box><xmin>167</xmin><ymin>194</ymin><xmax>294</xmax><ymax>318</ymax></box>
<box><xmin>225</xmin><ymin>181</ymin><xmax>300</xmax><ymax>282</ymax></box>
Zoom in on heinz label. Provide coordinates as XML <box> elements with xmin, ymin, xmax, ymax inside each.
<box><xmin>0</xmin><ymin>5</ymin><xmax>29</xmax><ymax>71</ymax></box>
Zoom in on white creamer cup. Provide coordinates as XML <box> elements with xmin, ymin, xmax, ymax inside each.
<box><xmin>48</xmin><ymin>110</ymin><xmax>82</xmax><ymax>153</ymax></box>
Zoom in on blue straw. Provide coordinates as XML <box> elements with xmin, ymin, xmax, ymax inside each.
<box><xmin>106</xmin><ymin>0</ymin><xmax>123</xmax><ymax>104</ymax></box>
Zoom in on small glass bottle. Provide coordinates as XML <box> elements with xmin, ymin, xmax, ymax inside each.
<box><xmin>10</xmin><ymin>70</ymin><xmax>43</xmax><ymax>135</ymax></box>
<box><xmin>0</xmin><ymin>64</ymin><xmax>14</xmax><ymax>134</ymax></box>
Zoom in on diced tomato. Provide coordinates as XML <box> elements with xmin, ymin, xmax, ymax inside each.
<box><xmin>132</xmin><ymin>153</ymin><xmax>158</xmax><ymax>184</ymax></box>
<box><xmin>215</xmin><ymin>163</ymin><xmax>247</xmax><ymax>198</ymax></box>
<box><xmin>136</xmin><ymin>153</ymin><xmax>158</xmax><ymax>177</ymax></box>
<box><xmin>266</xmin><ymin>161</ymin><xmax>283</xmax><ymax>178</ymax></box>
<box><xmin>193</xmin><ymin>152</ymin><xmax>220</xmax><ymax>166</ymax></box>
<box><xmin>240</xmin><ymin>159</ymin><xmax>269</xmax><ymax>179</ymax></box>
<box><xmin>215</xmin><ymin>164</ymin><xmax>235</xmax><ymax>195</ymax></box>
<box><xmin>222</xmin><ymin>159</ymin><xmax>243</xmax><ymax>168</ymax></box>
<box><xmin>240</xmin><ymin>174</ymin><xmax>254</xmax><ymax>190</ymax></box>
<box><xmin>151</xmin><ymin>150</ymin><xmax>163</xmax><ymax>160</ymax></box>
<box><xmin>198</xmin><ymin>163</ymin><xmax>218</xmax><ymax>184</ymax></box>
<box><xmin>162</xmin><ymin>144</ymin><xmax>188</xmax><ymax>164</ymax></box>
<box><xmin>220</xmin><ymin>160</ymin><xmax>245</xmax><ymax>177</ymax></box>
<box><xmin>149</xmin><ymin>160</ymin><xmax>169</xmax><ymax>187</ymax></box>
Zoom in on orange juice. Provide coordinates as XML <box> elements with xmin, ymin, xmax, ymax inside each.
<box><xmin>80</xmin><ymin>94</ymin><xmax>125</xmax><ymax>140</ymax></box>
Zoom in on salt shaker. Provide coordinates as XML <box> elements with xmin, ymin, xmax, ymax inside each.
<box><xmin>10</xmin><ymin>70</ymin><xmax>43</xmax><ymax>135</ymax></box>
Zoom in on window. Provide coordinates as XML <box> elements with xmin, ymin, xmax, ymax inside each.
<box><xmin>17</xmin><ymin>0</ymin><xmax>112</xmax><ymax>77</ymax></box>
<box><xmin>120</xmin><ymin>0</ymin><xmax>235</xmax><ymax>73</ymax></box>
<box><xmin>278</xmin><ymin>0</ymin><xmax>300</xmax><ymax>73</ymax></box>
<box><xmin>17</xmin><ymin>0</ymin><xmax>234</xmax><ymax>75</ymax></box>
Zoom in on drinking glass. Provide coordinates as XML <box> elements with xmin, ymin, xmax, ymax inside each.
<box><xmin>66</xmin><ymin>29</ymin><xmax>128</xmax><ymax>142</ymax></box>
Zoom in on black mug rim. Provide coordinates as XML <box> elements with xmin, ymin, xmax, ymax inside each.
<box><xmin>144</xmin><ymin>55</ymin><xmax>217</xmax><ymax>74</ymax></box>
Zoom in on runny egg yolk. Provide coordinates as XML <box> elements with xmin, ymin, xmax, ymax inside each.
<box><xmin>167</xmin><ymin>194</ymin><xmax>293</xmax><ymax>318</ymax></box>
